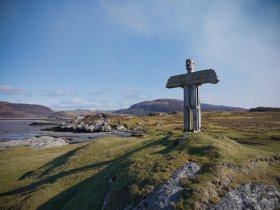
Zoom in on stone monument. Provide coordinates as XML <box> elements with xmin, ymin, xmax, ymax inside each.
<box><xmin>166</xmin><ymin>59</ymin><xmax>219</xmax><ymax>132</ymax></box>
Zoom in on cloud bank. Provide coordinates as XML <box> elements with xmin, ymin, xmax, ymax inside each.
<box><xmin>0</xmin><ymin>85</ymin><xmax>30</xmax><ymax>95</ymax></box>
<box><xmin>42</xmin><ymin>90</ymin><xmax>77</xmax><ymax>97</ymax></box>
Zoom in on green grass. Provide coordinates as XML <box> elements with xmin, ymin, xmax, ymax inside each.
<box><xmin>175</xmin><ymin>133</ymin><xmax>280</xmax><ymax>209</ymax></box>
<box><xmin>0</xmin><ymin>111</ymin><xmax>279</xmax><ymax>209</ymax></box>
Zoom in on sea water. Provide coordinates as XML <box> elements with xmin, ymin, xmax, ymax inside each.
<box><xmin>0</xmin><ymin>120</ymin><xmax>55</xmax><ymax>141</ymax></box>
<box><xmin>0</xmin><ymin>120</ymin><xmax>130</xmax><ymax>143</ymax></box>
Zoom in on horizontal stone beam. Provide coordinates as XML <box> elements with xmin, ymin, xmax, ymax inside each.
<box><xmin>166</xmin><ymin>69</ymin><xmax>219</xmax><ymax>88</ymax></box>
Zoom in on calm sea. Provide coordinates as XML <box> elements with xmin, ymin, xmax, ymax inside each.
<box><xmin>0</xmin><ymin>120</ymin><xmax>56</xmax><ymax>142</ymax></box>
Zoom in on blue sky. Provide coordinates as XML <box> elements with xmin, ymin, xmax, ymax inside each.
<box><xmin>0</xmin><ymin>0</ymin><xmax>280</xmax><ymax>110</ymax></box>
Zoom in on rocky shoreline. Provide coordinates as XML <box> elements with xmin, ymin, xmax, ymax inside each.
<box><xmin>0</xmin><ymin>136</ymin><xmax>69</xmax><ymax>149</ymax></box>
<box><xmin>48</xmin><ymin>114</ymin><xmax>129</xmax><ymax>133</ymax></box>
<box><xmin>0</xmin><ymin>114</ymin><xmax>145</xmax><ymax>149</ymax></box>
<box><xmin>44</xmin><ymin>114</ymin><xmax>144</xmax><ymax>138</ymax></box>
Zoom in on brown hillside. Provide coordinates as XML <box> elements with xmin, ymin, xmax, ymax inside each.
<box><xmin>0</xmin><ymin>101</ymin><xmax>53</xmax><ymax>118</ymax></box>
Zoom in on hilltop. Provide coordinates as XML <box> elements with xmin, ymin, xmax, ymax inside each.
<box><xmin>114</xmin><ymin>99</ymin><xmax>247</xmax><ymax>115</ymax></box>
<box><xmin>0</xmin><ymin>101</ymin><xmax>53</xmax><ymax>119</ymax></box>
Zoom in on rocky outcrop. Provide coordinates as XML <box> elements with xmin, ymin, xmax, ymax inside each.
<box><xmin>50</xmin><ymin>114</ymin><xmax>129</xmax><ymax>133</ymax></box>
<box><xmin>0</xmin><ymin>136</ymin><xmax>69</xmax><ymax>149</ymax></box>
<box><xmin>133</xmin><ymin>162</ymin><xmax>200</xmax><ymax>210</ymax></box>
<box><xmin>212</xmin><ymin>183</ymin><xmax>280</xmax><ymax>210</ymax></box>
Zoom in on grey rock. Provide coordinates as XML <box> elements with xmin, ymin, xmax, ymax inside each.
<box><xmin>95</xmin><ymin>120</ymin><xmax>103</xmax><ymax>127</ymax></box>
<box><xmin>131</xmin><ymin>132</ymin><xmax>144</xmax><ymax>137</ymax></box>
<box><xmin>0</xmin><ymin>136</ymin><xmax>69</xmax><ymax>149</ymax></box>
<box><xmin>116</xmin><ymin>125</ymin><xmax>127</xmax><ymax>131</ymax></box>
<box><xmin>133</xmin><ymin>162</ymin><xmax>200</xmax><ymax>210</ymax></box>
<box><xmin>73</xmin><ymin>116</ymin><xmax>84</xmax><ymax>123</ymax></box>
<box><xmin>30</xmin><ymin>120</ymin><xmax>57</xmax><ymax>126</ymax></box>
<box><xmin>212</xmin><ymin>183</ymin><xmax>280</xmax><ymax>210</ymax></box>
<box><xmin>66</xmin><ymin>124</ymin><xmax>73</xmax><ymax>129</ymax></box>
<box><xmin>76</xmin><ymin>125</ymin><xmax>83</xmax><ymax>132</ymax></box>
<box><xmin>86</xmin><ymin>125</ymin><xmax>95</xmax><ymax>132</ymax></box>
<box><xmin>52</xmin><ymin>114</ymin><xmax>135</xmax><ymax>134</ymax></box>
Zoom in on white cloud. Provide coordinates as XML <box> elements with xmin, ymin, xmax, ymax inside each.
<box><xmin>88</xmin><ymin>89</ymin><xmax>108</xmax><ymax>96</ymax></box>
<box><xmin>42</xmin><ymin>90</ymin><xmax>77</xmax><ymax>97</ymax></box>
<box><xmin>50</xmin><ymin>98</ymin><xmax>126</xmax><ymax>110</ymax></box>
<box><xmin>0</xmin><ymin>85</ymin><xmax>30</xmax><ymax>95</ymax></box>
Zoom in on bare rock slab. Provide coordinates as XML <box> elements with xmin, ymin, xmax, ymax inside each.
<box><xmin>212</xmin><ymin>183</ymin><xmax>280</xmax><ymax>210</ymax></box>
<box><xmin>133</xmin><ymin>162</ymin><xmax>200</xmax><ymax>210</ymax></box>
<box><xmin>0</xmin><ymin>136</ymin><xmax>69</xmax><ymax>149</ymax></box>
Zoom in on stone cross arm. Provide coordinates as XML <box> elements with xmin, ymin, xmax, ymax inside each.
<box><xmin>166</xmin><ymin>69</ymin><xmax>219</xmax><ymax>89</ymax></box>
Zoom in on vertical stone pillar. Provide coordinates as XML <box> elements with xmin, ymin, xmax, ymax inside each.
<box><xmin>185</xmin><ymin>59</ymin><xmax>195</xmax><ymax>132</ymax></box>
<box><xmin>184</xmin><ymin>86</ymin><xmax>191</xmax><ymax>132</ymax></box>
<box><xmin>192</xmin><ymin>85</ymin><xmax>201</xmax><ymax>132</ymax></box>
<box><xmin>197</xmin><ymin>87</ymin><xmax>201</xmax><ymax>130</ymax></box>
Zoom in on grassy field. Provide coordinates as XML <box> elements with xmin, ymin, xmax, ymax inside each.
<box><xmin>0</xmin><ymin>111</ymin><xmax>279</xmax><ymax>209</ymax></box>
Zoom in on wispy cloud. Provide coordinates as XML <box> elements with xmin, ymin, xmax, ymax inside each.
<box><xmin>101</xmin><ymin>0</ymin><xmax>209</xmax><ymax>38</ymax></box>
<box><xmin>121</xmin><ymin>88</ymin><xmax>147</xmax><ymax>100</ymax></box>
<box><xmin>88</xmin><ymin>89</ymin><xmax>108</xmax><ymax>96</ymax></box>
<box><xmin>0</xmin><ymin>85</ymin><xmax>30</xmax><ymax>95</ymax></box>
<box><xmin>50</xmin><ymin>98</ymin><xmax>125</xmax><ymax>110</ymax></box>
<box><xmin>42</xmin><ymin>90</ymin><xmax>77</xmax><ymax>97</ymax></box>
<box><xmin>52</xmin><ymin>98</ymin><xmax>91</xmax><ymax>109</ymax></box>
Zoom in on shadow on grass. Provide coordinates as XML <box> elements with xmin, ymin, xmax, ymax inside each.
<box><xmin>1</xmin><ymin>159</ymin><xmax>112</xmax><ymax>197</ymax></box>
<box><xmin>0</xmin><ymin>135</ymin><xmax>177</xmax><ymax>210</ymax></box>
<box><xmin>188</xmin><ymin>145</ymin><xmax>220</xmax><ymax>159</ymax></box>
<box><xmin>150</xmin><ymin>136</ymin><xmax>179</xmax><ymax>155</ymax></box>
<box><xmin>233</xmin><ymin>139</ymin><xmax>266</xmax><ymax>146</ymax></box>
<box><xmin>19</xmin><ymin>146</ymin><xmax>86</xmax><ymax>181</ymax></box>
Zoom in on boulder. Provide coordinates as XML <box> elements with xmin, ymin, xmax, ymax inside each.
<box><xmin>116</xmin><ymin>125</ymin><xmax>127</xmax><ymax>131</ymax></box>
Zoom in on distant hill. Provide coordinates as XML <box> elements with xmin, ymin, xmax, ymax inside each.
<box><xmin>201</xmin><ymin>103</ymin><xmax>247</xmax><ymax>112</ymax></box>
<box><xmin>49</xmin><ymin>110</ymin><xmax>97</xmax><ymax>119</ymax></box>
<box><xmin>0</xmin><ymin>101</ymin><xmax>54</xmax><ymax>119</ymax></box>
<box><xmin>0</xmin><ymin>99</ymin><xmax>248</xmax><ymax>119</ymax></box>
<box><xmin>49</xmin><ymin>109</ymin><xmax>113</xmax><ymax>119</ymax></box>
<box><xmin>114</xmin><ymin>99</ymin><xmax>247</xmax><ymax>115</ymax></box>
<box><xmin>248</xmin><ymin>107</ymin><xmax>280</xmax><ymax>112</ymax></box>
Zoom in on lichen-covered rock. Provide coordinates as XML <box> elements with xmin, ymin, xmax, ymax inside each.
<box><xmin>133</xmin><ymin>162</ymin><xmax>200</xmax><ymax>210</ymax></box>
<box><xmin>212</xmin><ymin>183</ymin><xmax>280</xmax><ymax>210</ymax></box>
